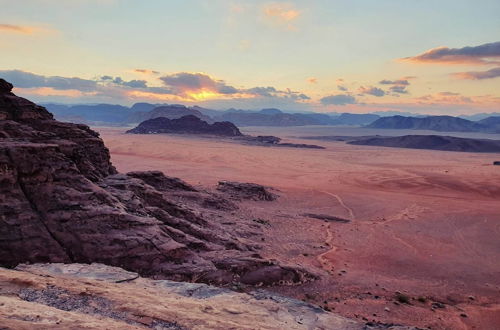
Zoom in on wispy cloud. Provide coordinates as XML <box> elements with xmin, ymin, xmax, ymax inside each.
<box><xmin>262</xmin><ymin>2</ymin><xmax>301</xmax><ymax>30</ymax></box>
<box><xmin>452</xmin><ymin>67</ymin><xmax>500</xmax><ymax>80</ymax></box>
<box><xmin>0</xmin><ymin>24</ymin><xmax>35</xmax><ymax>34</ymax></box>
<box><xmin>378</xmin><ymin>78</ymin><xmax>410</xmax><ymax>94</ymax></box>
<box><xmin>400</xmin><ymin>41</ymin><xmax>500</xmax><ymax>65</ymax></box>
<box><xmin>134</xmin><ymin>69</ymin><xmax>160</xmax><ymax>75</ymax></box>
<box><xmin>379</xmin><ymin>79</ymin><xmax>409</xmax><ymax>86</ymax></box>
<box><xmin>358</xmin><ymin>86</ymin><xmax>385</xmax><ymax>97</ymax></box>
<box><xmin>320</xmin><ymin>94</ymin><xmax>357</xmax><ymax>106</ymax></box>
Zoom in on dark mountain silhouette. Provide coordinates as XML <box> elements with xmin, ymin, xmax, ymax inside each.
<box><xmin>349</xmin><ymin>135</ymin><xmax>500</xmax><ymax>153</ymax></box>
<box><xmin>367</xmin><ymin>115</ymin><xmax>488</xmax><ymax>132</ymax></box>
<box><xmin>127</xmin><ymin>115</ymin><xmax>242</xmax><ymax>136</ymax></box>
<box><xmin>128</xmin><ymin>105</ymin><xmax>213</xmax><ymax>123</ymax></box>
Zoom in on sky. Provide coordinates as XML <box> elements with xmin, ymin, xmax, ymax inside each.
<box><xmin>0</xmin><ymin>0</ymin><xmax>499</xmax><ymax>115</ymax></box>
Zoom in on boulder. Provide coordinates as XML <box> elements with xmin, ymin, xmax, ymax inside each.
<box><xmin>217</xmin><ymin>181</ymin><xmax>278</xmax><ymax>201</ymax></box>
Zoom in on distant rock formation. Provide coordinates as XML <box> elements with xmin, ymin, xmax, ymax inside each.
<box><xmin>367</xmin><ymin>115</ymin><xmax>488</xmax><ymax>133</ymax></box>
<box><xmin>0</xmin><ymin>79</ymin><xmax>311</xmax><ymax>285</ymax></box>
<box><xmin>348</xmin><ymin>135</ymin><xmax>500</xmax><ymax>153</ymax></box>
<box><xmin>128</xmin><ymin>105</ymin><xmax>213</xmax><ymax>124</ymax></box>
<box><xmin>126</xmin><ymin>115</ymin><xmax>243</xmax><ymax>136</ymax></box>
<box><xmin>217</xmin><ymin>181</ymin><xmax>278</xmax><ymax>201</ymax></box>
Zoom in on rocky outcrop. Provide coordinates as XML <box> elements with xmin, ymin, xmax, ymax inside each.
<box><xmin>348</xmin><ymin>135</ymin><xmax>500</xmax><ymax>153</ymax></box>
<box><xmin>0</xmin><ymin>263</ymin><xmax>404</xmax><ymax>330</ymax></box>
<box><xmin>0</xmin><ymin>79</ymin><xmax>311</xmax><ymax>285</ymax></box>
<box><xmin>217</xmin><ymin>181</ymin><xmax>278</xmax><ymax>201</ymax></box>
<box><xmin>126</xmin><ymin>115</ymin><xmax>242</xmax><ymax>136</ymax></box>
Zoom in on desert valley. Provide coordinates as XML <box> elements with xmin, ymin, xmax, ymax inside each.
<box><xmin>96</xmin><ymin>122</ymin><xmax>500</xmax><ymax>329</ymax></box>
<box><xmin>2</xmin><ymin>1</ymin><xmax>500</xmax><ymax>329</ymax></box>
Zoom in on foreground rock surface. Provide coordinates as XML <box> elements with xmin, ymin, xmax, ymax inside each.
<box><xmin>0</xmin><ymin>79</ymin><xmax>310</xmax><ymax>285</ymax></box>
<box><xmin>0</xmin><ymin>263</ymin><xmax>414</xmax><ymax>329</ymax></box>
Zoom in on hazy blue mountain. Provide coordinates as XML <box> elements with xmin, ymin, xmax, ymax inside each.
<box><xmin>367</xmin><ymin>115</ymin><xmax>488</xmax><ymax>132</ymax></box>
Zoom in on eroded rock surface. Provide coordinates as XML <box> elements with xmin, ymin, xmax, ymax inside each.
<box><xmin>0</xmin><ymin>263</ymin><xmax>415</xmax><ymax>329</ymax></box>
<box><xmin>0</xmin><ymin>79</ymin><xmax>309</xmax><ymax>285</ymax></box>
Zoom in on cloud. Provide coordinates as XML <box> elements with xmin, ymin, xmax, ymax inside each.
<box><xmin>452</xmin><ymin>67</ymin><xmax>500</xmax><ymax>80</ymax></box>
<box><xmin>159</xmin><ymin>72</ymin><xmax>310</xmax><ymax>101</ymax></box>
<box><xmin>0</xmin><ymin>70</ymin><xmax>98</xmax><ymax>91</ymax></box>
<box><xmin>401</xmin><ymin>41</ymin><xmax>500</xmax><ymax>65</ymax></box>
<box><xmin>1</xmin><ymin>69</ymin><xmax>311</xmax><ymax>106</ymax></box>
<box><xmin>389</xmin><ymin>85</ymin><xmax>408</xmax><ymax>94</ymax></box>
<box><xmin>262</xmin><ymin>2</ymin><xmax>301</xmax><ymax>30</ymax></box>
<box><xmin>134</xmin><ymin>69</ymin><xmax>160</xmax><ymax>75</ymax></box>
<box><xmin>100</xmin><ymin>76</ymin><xmax>148</xmax><ymax>88</ymax></box>
<box><xmin>379</xmin><ymin>79</ymin><xmax>409</xmax><ymax>86</ymax></box>
<box><xmin>320</xmin><ymin>94</ymin><xmax>357</xmax><ymax>106</ymax></box>
<box><xmin>246</xmin><ymin>86</ymin><xmax>309</xmax><ymax>100</ymax></box>
<box><xmin>416</xmin><ymin>92</ymin><xmax>473</xmax><ymax>104</ymax></box>
<box><xmin>358</xmin><ymin>86</ymin><xmax>385</xmax><ymax>97</ymax></box>
<box><xmin>337</xmin><ymin>85</ymin><xmax>347</xmax><ymax>91</ymax></box>
<box><xmin>378</xmin><ymin>78</ymin><xmax>410</xmax><ymax>94</ymax></box>
<box><xmin>0</xmin><ymin>24</ymin><xmax>34</xmax><ymax>34</ymax></box>
<box><xmin>159</xmin><ymin>72</ymin><xmax>239</xmax><ymax>99</ymax></box>
<box><xmin>307</xmin><ymin>77</ymin><xmax>317</xmax><ymax>84</ymax></box>
<box><xmin>0</xmin><ymin>70</ymin><xmax>173</xmax><ymax>103</ymax></box>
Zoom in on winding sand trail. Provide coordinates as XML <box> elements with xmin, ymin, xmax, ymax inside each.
<box><xmin>315</xmin><ymin>191</ymin><xmax>356</xmax><ymax>273</ymax></box>
<box><xmin>320</xmin><ymin>191</ymin><xmax>356</xmax><ymax>220</ymax></box>
<box><xmin>316</xmin><ymin>223</ymin><xmax>337</xmax><ymax>274</ymax></box>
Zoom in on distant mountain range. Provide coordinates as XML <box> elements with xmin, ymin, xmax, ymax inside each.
<box><xmin>367</xmin><ymin>115</ymin><xmax>500</xmax><ymax>133</ymax></box>
<box><xmin>42</xmin><ymin>102</ymin><xmax>382</xmax><ymax>127</ymax></box>
<box><xmin>41</xmin><ymin>102</ymin><xmax>500</xmax><ymax>133</ymax></box>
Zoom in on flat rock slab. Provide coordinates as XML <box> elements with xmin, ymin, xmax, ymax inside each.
<box><xmin>16</xmin><ymin>263</ymin><xmax>139</xmax><ymax>283</ymax></box>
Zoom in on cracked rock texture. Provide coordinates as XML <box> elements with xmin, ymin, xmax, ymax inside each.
<box><xmin>0</xmin><ymin>263</ymin><xmax>415</xmax><ymax>329</ymax></box>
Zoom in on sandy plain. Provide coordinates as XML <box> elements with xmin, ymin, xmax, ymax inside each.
<box><xmin>97</xmin><ymin>125</ymin><xmax>500</xmax><ymax>330</ymax></box>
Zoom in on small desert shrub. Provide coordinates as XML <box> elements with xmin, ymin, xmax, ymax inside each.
<box><xmin>395</xmin><ymin>293</ymin><xmax>410</xmax><ymax>304</ymax></box>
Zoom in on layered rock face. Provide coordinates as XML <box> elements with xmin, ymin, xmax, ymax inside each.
<box><xmin>0</xmin><ymin>79</ymin><xmax>309</xmax><ymax>285</ymax></box>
